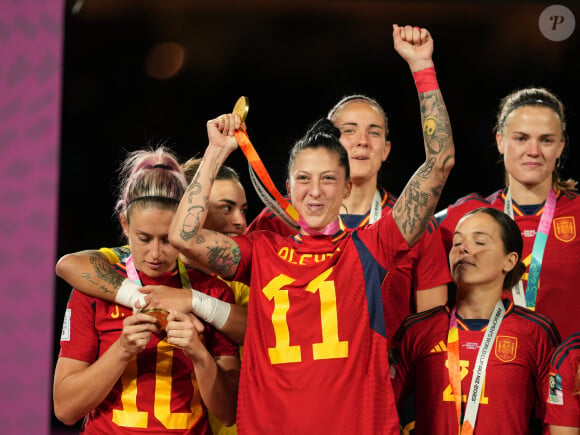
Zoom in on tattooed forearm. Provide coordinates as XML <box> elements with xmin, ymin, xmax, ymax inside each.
<box><xmin>420</xmin><ymin>91</ymin><xmax>451</xmax><ymax>157</ymax></box>
<box><xmin>395</xmin><ymin>86</ymin><xmax>454</xmax><ymax>247</ymax></box>
<box><xmin>181</xmin><ymin>205</ymin><xmax>204</xmax><ymax>241</ymax></box>
<box><xmin>80</xmin><ymin>272</ymin><xmax>113</xmax><ymax>295</ymax></box>
<box><xmin>394</xmin><ymin>178</ymin><xmax>429</xmax><ymax>235</ymax></box>
<box><xmin>89</xmin><ymin>255</ymin><xmax>124</xmax><ymax>291</ymax></box>
<box><xmin>416</xmin><ymin>157</ymin><xmax>435</xmax><ymax>179</ymax></box>
<box><xmin>186</xmin><ymin>180</ymin><xmax>201</xmax><ymax>197</ymax></box>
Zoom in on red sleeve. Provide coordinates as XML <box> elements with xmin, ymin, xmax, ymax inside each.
<box><xmin>390</xmin><ymin>324</ymin><xmax>415</xmax><ymax>412</ymax></box>
<box><xmin>534</xmin><ymin>320</ymin><xmax>560</xmax><ymax>428</ymax></box>
<box><xmin>246</xmin><ymin>207</ymin><xmax>298</xmax><ymax>236</ymax></box>
<box><xmin>546</xmin><ymin>345</ymin><xmax>580</xmax><ymax>427</ymax></box>
<box><xmin>356</xmin><ymin>210</ymin><xmax>410</xmax><ymax>270</ymax></box>
<box><xmin>232</xmin><ymin>233</ymin><xmax>254</xmax><ymax>286</ymax></box>
<box><xmin>413</xmin><ymin>224</ymin><xmax>452</xmax><ymax>291</ymax></box>
<box><xmin>58</xmin><ymin>290</ymin><xmax>99</xmax><ymax>363</ymax></box>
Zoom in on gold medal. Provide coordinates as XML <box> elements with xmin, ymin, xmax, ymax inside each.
<box><xmin>142</xmin><ymin>307</ymin><xmax>169</xmax><ymax>329</ymax></box>
<box><xmin>233</xmin><ymin>96</ymin><xmax>249</xmax><ymax>123</ymax></box>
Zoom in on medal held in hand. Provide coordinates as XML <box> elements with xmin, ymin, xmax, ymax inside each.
<box><xmin>232</xmin><ymin>96</ymin><xmax>300</xmax><ymax>230</ymax></box>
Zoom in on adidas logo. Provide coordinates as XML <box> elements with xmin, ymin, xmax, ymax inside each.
<box><xmin>430</xmin><ymin>340</ymin><xmax>447</xmax><ymax>353</ymax></box>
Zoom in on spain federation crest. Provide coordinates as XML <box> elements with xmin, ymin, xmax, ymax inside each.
<box><xmin>495</xmin><ymin>335</ymin><xmax>518</xmax><ymax>362</ymax></box>
<box><xmin>553</xmin><ymin>216</ymin><xmax>576</xmax><ymax>242</ymax></box>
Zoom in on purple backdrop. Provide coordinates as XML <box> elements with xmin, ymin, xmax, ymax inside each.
<box><xmin>0</xmin><ymin>1</ymin><xmax>64</xmax><ymax>433</ymax></box>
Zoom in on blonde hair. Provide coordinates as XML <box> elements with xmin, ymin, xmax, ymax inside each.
<box><xmin>115</xmin><ymin>146</ymin><xmax>187</xmax><ymax>221</ymax></box>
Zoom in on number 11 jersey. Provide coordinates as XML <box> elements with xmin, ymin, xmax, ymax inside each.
<box><xmin>233</xmin><ymin>212</ymin><xmax>406</xmax><ymax>434</ymax></box>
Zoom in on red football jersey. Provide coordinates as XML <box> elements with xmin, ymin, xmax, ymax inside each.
<box><xmin>437</xmin><ymin>189</ymin><xmax>580</xmax><ymax>340</ymax></box>
<box><xmin>233</xmin><ymin>211</ymin><xmax>407</xmax><ymax>434</ymax></box>
<box><xmin>546</xmin><ymin>331</ymin><xmax>580</xmax><ymax>428</ymax></box>
<box><xmin>59</xmin><ymin>264</ymin><xmax>238</xmax><ymax>434</ymax></box>
<box><xmin>391</xmin><ymin>301</ymin><xmax>560</xmax><ymax>434</ymax></box>
<box><xmin>247</xmin><ymin>188</ymin><xmax>451</xmax><ymax>341</ymax></box>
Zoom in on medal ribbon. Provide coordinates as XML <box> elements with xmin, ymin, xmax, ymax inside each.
<box><xmin>247</xmin><ymin>162</ymin><xmax>300</xmax><ymax>231</ymax></box>
<box><xmin>447</xmin><ymin>300</ymin><xmax>505</xmax><ymax>434</ymax></box>
<box><xmin>368</xmin><ymin>189</ymin><xmax>383</xmax><ymax>225</ymax></box>
<box><xmin>504</xmin><ymin>188</ymin><xmax>556</xmax><ymax>309</ymax></box>
<box><xmin>234</xmin><ymin>128</ymin><xmax>300</xmax><ymax>228</ymax></box>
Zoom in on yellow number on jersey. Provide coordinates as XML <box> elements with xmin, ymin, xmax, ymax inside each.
<box><xmin>443</xmin><ymin>359</ymin><xmax>489</xmax><ymax>404</ymax></box>
<box><xmin>263</xmin><ymin>267</ymin><xmax>349</xmax><ymax>364</ymax></box>
<box><xmin>113</xmin><ymin>341</ymin><xmax>203</xmax><ymax>428</ymax></box>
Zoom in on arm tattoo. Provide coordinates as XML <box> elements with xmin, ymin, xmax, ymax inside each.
<box><xmin>395</xmin><ymin>179</ymin><xmax>429</xmax><ymax>236</ymax></box>
<box><xmin>206</xmin><ymin>243</ymin><xmax>240</xmax><ymax>278</ymax></box>
<box><xmin>181</xmin><ymin>205</ymin><xmax>204</xmax><ymax>241</ymax></box>
<box><xmin>395</xmin><ymin>88</ymin><xmax>454</xmax><ymax>246</ymax></box>
<box><xmin>186</xmin><ymin>180</ymin><xmax>201</xmax><ymax>197</ymax></box>
<box><xmin>80</xmin><ymin>272</ymin><xmax>114</xmax><ymax>295</ymax></box>
<box><xmin>88</xmin><ymin>255</ymin><xmax>124</xmax><ymax>294</ymax></box>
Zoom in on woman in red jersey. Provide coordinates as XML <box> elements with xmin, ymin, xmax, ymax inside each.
<box><xmin>392</xmin><ymin>207</ymin><xmax>560</xmax><ymax>434</ymax></box>
<box><xmin>53</xmin><ymin>147</ymin><xmax>240</xmax><ymax>434</ymax></box>
<box><xmin>436</xmin><ymin>87</ymin><xmax>579</xmax><ymax>341</ymax></box>
<box><xmin>168</xmin><ymin>24</ymin><xmax>455</xmax><ymax>435</ymax></box>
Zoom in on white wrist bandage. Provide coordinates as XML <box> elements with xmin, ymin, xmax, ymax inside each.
<box><xmin>191</xmin><ymin>289</ymin><xmax>231</xmax><ymax>329</ymax></box>
<box><xmin>115</xmin><ymin>278</ymin><xmax>146</xmax><ymax>312</ymax></box>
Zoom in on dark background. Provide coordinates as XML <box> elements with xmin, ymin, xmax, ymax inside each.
<box><xmin>53</xmin><ymin>1</ymin><xmax>579</xmax><ymax>432</ymax></box>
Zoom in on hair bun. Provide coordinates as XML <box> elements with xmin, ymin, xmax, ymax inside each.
<box><xmin>305</xmin><ymin>118</ymin><xmax>341</xmax><ymax>141</ymax></box>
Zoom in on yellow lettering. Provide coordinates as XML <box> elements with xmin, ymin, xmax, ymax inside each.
<box><xmin>288</xmin><ymin>248</ymin><xmax>298</xmax><ymax>264</ymax></box>
<box><xmin>278</xmin><ymin>247</ymin><xmax>290</xmax><ymax>260</ymax></box>
<box><xmin>299</xmin><ymin>254</ymin><xmax>312</xmax><ymax>265</ymax></box>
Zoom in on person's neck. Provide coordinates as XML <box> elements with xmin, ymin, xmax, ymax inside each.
<box><xmin>456</xmin><ymin>284</ymin><xmax>503</xmax><ymax>319</ymax></box>
<box><xmin>508</xmin><ymin>177</ymin><xmax>553</xmax><ymax>206</ymax></box>
<box><xmin>342</xmin><ymin>176</ymin><xmax>379</xmax><ymax>215</ymax></box>
<box><xmin>299</xmin><ymin>218</ymin><xmax>340</xmax><ymax>237</ymax></box>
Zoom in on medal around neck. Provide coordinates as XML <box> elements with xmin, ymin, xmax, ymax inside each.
<box><xmin>233</xmin><ymin>96</ymin><xmax>249</xmax><ymax>123</ymax></box>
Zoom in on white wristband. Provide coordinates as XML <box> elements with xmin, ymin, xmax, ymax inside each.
<box><xmin>191</xmin><ymin>289</ymin><xmax>231</xmax><ymax>330</ymax></box>
<box><xmin>115</xmin><ymin>278</ymin><xmax>146</xmax><ymax>312</ymax></box>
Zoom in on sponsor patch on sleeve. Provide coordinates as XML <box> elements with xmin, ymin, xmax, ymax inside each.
<box><xmin>60</xmin><ymin>308</ymin><xmax>71</xmax><ymax>341</ymax></box>
<box><xmin>548</xmin><ymin>371</ymin><xmax>563</xmax><ymax>405</ymax></box>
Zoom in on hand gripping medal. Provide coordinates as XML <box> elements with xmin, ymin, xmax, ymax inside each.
<box><xmin>142</xmin><ymin>307</ymin><xmax>169</xmax><ymax>330</ymax></box>
<box><xmin>232</xmin><ymin>96</ymin><xmax>300</xmax><ymax>231</ymax></box>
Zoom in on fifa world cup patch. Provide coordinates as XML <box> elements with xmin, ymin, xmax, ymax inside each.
<box><xmin>61</xmin><ymin>308</ymin><xmax>71</xmax><ymax>341</ymax></box>
<box><xmin>548</xmin><ymin>372</ymin><xmax>563</xmax><ymax>405</ymax></box>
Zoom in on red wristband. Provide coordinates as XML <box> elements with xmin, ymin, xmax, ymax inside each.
<box><xmin>412</xmin><ymin>66</ymin><xmax>439</xmax><ymax>93</ymax></box>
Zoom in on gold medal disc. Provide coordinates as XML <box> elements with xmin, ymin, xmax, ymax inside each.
<box><xmin>142</xmin><ymin>308</ymin><xmax>169</xmax><ymax>329</ymax></box>
<box><xmin>233</xmin><ymin>96</ymin><xmax>249</xmax><ymax>123</ymax></box>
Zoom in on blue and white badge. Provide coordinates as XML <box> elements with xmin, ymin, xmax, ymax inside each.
<box><xmin>548</xmin><ymin>372</ymin><xmax>563</xmax><ymax>405</ymax></box>
<box><xmin>60</xmin><ymin>308</ymin><xmax>71</xmax><ymax>341</ymax></box>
